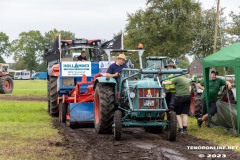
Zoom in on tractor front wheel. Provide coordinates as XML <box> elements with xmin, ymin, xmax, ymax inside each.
<box><xmin>114</xmin><ymin>110</ymin><xmax>122</xmax><ymax>141</ymax></box>
<box><xmin>166</xmin><ymin>111</ymin><xmax>177</xmax><ymax>141</ymax></box>
<box><xmin>0</xmin><ymin>75</ymin><xmax>14</xmax><ymax>94</ymax></box>
<box><xmin>94</xmin><ymin>83</ymin><xmax>115</xmax><ymax>134</ymax></box>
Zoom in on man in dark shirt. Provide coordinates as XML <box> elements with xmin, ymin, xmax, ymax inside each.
<box><xmin>77</xmin><ymin>51</ymin><xmax>87</xmax><ymax>61</ymax></box>
<box><xmin>106</xmin><ymin>53</ymin><xmax>128</xmax><ymax>82</ymax></box>
<box><xmin>197</xmin><ymin>70</ymin><xmax>231</xmax><ymax>128</ymax></box>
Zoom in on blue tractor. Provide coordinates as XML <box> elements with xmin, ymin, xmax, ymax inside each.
<box><xmin>93</xmin><ymin>45</ymin><xmax>188</xmax><ymax>141</ymax></box>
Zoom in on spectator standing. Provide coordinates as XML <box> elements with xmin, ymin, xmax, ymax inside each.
<box><xmin>163</xmin><ymin>75</ymin><xmax>191</xmax><ymax>133</ymax></box>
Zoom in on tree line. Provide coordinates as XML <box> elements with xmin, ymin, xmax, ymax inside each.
<box><xmin>0</xmin><ymin>0</ymin><xmax>239</xmax><ymax>72</ymax></box>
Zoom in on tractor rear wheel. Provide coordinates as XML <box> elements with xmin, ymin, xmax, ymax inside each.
<box><xmin>166</xmin><ymin>111</ymin><xmax>177</xmax><ymax>141</ymax></box>
<box><xmin>94</xmin><ymin>83</ymin><xmax>115</xmax><ymax>134</ymax></box>
<box><xmin>190</xmin><ymin>83</ymin><xmax>202</xmax><ymax>118</ymax></box>
<box><xmin>114</xmin><ymin>110</ymin><xmax>122</xmax><ymax>141</ymax></box>
<box><xmin>59</xmin><ymin>102</ymin><xmax>68</xmax><ymax>123</ymax></box>
<box><xmin>47</xmin><ymin>80</ymin><xmax>50</xmax><ymax>113</ymax></box>
<box><xmin>221</xmin><ymin>87</ymin><xmax>236</xmax><ymax>104</ymax></box>
<box><xmin>0</xmin><ymin>75</ymin><xmax>14</xmax><ymax>94</ymax></box>
<box><xmin>50</xmin><ymin>76</ymin><xmax>58</xmax><ymax>116</ymax></box>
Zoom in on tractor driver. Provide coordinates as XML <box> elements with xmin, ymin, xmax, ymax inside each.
<box><xmin>77</xmin><ymin>51</ymin><xmax>87</xmax><ymax>61</ymax></box>
<box><xmin>106</xmin><ymin>53</ymin><xmax>128</xmax><ymax>82</ymax></box>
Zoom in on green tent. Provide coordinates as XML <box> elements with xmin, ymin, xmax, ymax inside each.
<box><xmin>202</xmin><ymin>42</ymin><xmax>240</xmax><ymax>135</ymax></box>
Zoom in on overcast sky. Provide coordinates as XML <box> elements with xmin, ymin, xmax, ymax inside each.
<box><xmin>1</xmin><ymin>0</ymin><xmax>239</xmax><ymax>62</ymax></box>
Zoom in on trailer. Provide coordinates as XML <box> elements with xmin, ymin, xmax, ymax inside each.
<box><xmin>32</xmin><ymin>72</ymin><xmax>47</xmax><ymax>80</ymax></box>
<box><xmin>14</xmin><ymin>70</ymin><xmax>31</xmax><ymax>80</ymax></box>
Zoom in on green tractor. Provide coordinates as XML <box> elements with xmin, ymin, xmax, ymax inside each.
<box><xmin>93</xmin><ymin>47</ymin><xmax>188</xmax><ymax>141</ymax></box>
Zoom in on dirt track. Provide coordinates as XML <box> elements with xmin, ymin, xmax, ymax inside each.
<box><xmin>53</xmin><ymin>118</ymin><xmax>240</xmax><ymax>160</ymax></box>
<box><xmin>1</xmin><ymin>95</ymin><xmax>239</xmax><ymax>159</ymax></box>
<box><xmin>0</xmin><ymin>95</ymin><xmax>47</xmax><ymax>101</ymax></box>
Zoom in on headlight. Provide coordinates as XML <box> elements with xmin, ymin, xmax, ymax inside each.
<box><xmin>130</xmin><ymin>92</ymin><xmax>135</xmax><ymax>98</ymax></box>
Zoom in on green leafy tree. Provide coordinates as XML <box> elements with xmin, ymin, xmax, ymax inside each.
<box><xmin>36</xmin><ymin>61</ymin><xmax>47</xmax><ymax>72</ymax></box>
<box><xmin>11</xmin><ymin>30</ymin><xmax>45</xmax><ymax>76</ymax></box>
<box><xmin>226</xmin><ymin>10</ymin><xmax>240</xmax><ymax>41</ymax></box>
<box><xmin>125</xmin><ymin>0</ymin><xmax>201</xmax><ymax>59</ymax></box>
<box><xmin>0</xmin><ymin>56</ymin><xmax>6</xmax><ymax>63</ymax></box>
<box><xmin>176</xmin><ymin>56</ymin><xmax>190</xmax><ymax>69</ymax></box>
<box><xmin>12</xmin><ymin>56</ymin><xmax>27</xmax><ymax>70</ymax></box>
<box><xmin>193</xmin><ymin>8</ymin><xmax>229</xmax><ymax>58</ymax></box>
<box><xmin>0</xmin><ymin>32</ymin><xmax>11</xmax><ymax>57</ymax></box>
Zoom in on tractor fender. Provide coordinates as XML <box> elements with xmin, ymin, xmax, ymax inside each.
<box><xmin>93</xmin><ymin>77</ymin><xmax>118</xmax><ymax>105</ymax></box>
<box><xmin>93</xmin><ymin>77</ymin><xmax>117</xmax><ymax>90</ymax></box>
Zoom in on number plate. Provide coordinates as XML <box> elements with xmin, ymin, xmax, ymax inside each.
<box><xmin>144</xmin><ymin>100</ymin><xmax>155</xmax><ymax>106</ymax></box>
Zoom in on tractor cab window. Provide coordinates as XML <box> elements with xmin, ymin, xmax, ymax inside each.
<box><xmin>2</xmin><ymin>66</ymin><xmax>8</xmax><ymax>72</ymax></box>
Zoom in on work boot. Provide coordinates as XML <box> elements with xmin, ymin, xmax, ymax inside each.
<box><xmin>183</xmin><ymin>126</ymin><xmax>187</xmax><ymax>133</ymax></box>
<box><xmin>197</xmin><ymin>118</ymin><xmax>203</xmax><ymax>128</ymax></box>
<box><xmin>178</xmin><ymin>128</ymin><xmax>184</xmax><ymax>133</ymax></box>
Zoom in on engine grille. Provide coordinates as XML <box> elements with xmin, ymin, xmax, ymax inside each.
<box><xmin>138</xmin><ymin>88</ymin><xmax>160</xmax><ymax>109</ymax></box>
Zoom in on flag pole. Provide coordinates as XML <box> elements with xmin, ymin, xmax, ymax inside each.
<box><xmin>121</xmin><ymin>30</ymin><xmax>124</xmax><ymax>50</ymax></box>
<box><xmin>58</xmin><ymin>33</ymin><xmax>62</xmax><ymax>61</ymax></box>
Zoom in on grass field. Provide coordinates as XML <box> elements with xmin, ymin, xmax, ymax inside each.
<box><xmin>188</xmin><ymin>117</ymin><xmax>240</xmax><ymax>151</ymax></box>
<box><xmin>12</xmin><ymin>80</ymin><xmax>47</xmax><ymax>96</ymax></box>
<box><xmin>0</xmin><ymin>80</ymin><xmax>71</xmax><ymax>159</ymax></box>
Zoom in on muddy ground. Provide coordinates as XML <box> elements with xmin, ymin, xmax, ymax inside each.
<box><xmin>0</xmin><ymin>95</ymin><xmax>47</xmax><ymax>101</ymax></box>
<box><xmin>3</xmin><ymin>95</ymin><xmax>239</xmax><ymax>159</ymax></box>
<box><xmin>53</xmin><ymin>118</ymin><xmax>240</xmax><ymax>160</ymax></box>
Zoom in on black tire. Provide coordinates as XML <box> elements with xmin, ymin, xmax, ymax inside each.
<box><xmin>59</xmin><ymin>102</ymin><xmax>68</xmax><ymax>123</ymax></box>
<box><xmin>114</xmin><ymin>110</ymin><xmax>122</xmax><ymax>141</ymax></box>
<box><xmin>50</xmin><ymin>76</ymin><xmax>58</xmax><ymax>116</ymax></box>
<box><xmin>190</xmin><ymin>83</ymin><xmax>202</xmax><ymax>118</ymax></box>
<box><xmin>66</xmin><ymin>105</ymin><xmax>73</xmax><ymax>128</ymax></box>
<box><xmin>94</xmin><ymin>83</ymin><xmax>115</xmax><ymax>134</ymax></box>
<box><xmin>166</xmin><ymin>111</ymin><xmax>177</xmax><ymax>141</ymax></box>
<box><xmin>47</xmin><ymin>80</ymin><xmax>50</xmax><ymax>113</ymax></box>
<box><xmin>221</xmin><ymin>88</ymin><xmax>236</xmax><ymax>104</ymax></box>
<box><xmin>0</xmin><ymin>75</ymin><xmax>14</xmax><ymax>94</ymax></box>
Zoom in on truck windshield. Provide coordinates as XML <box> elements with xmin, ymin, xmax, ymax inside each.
<box><xmin>62</xmin><ymin>48</ymin><xmax>98</xmax><ymax>62</ymax></box>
